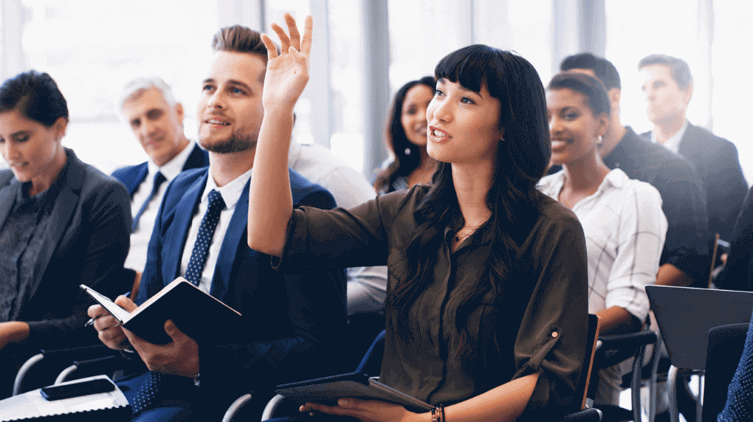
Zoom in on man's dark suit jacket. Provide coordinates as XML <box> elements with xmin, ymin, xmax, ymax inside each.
<box><xmin>132</xmin><ymin>167</ymin><xmax>347</xmax><ymax>419</ymax></box>
<box><xmin>603</xmin><ymin>127</ymin><xmax>710</xmax><ymax>287</ymax></box>
<box><xmin>643</xmin><ymin>123</ymin><xmax>747</xmax><ymax>241</ymax></box>
<box><xmin>0</xmin><ymin>148</ymin><xmax>131</xmax><ymax>349</ymax></box>
<box><xmin>111</xmin><ymin>143</ymin><xmax>209</xmax><ymax>197</ymax></box>
<box><xmin>715</xmin><ymin>185</ymin><xmax>753</xmax><ymax>291</ymax></box>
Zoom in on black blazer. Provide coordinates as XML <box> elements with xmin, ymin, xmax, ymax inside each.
<box><xmin>0</xmin><ymin>149</ymin><xmax>131</xmax><ymax>349</ymax></box>
<box><xmin>644</xmin><ymin>123</ymin><xmax>747</xmax><ymax>241</ymax></box>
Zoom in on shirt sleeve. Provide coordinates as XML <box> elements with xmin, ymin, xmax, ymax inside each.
<box><xmin>275</xmin><ymin>187</ymin><xmax>420</xmax><ymax>273</ymax></box>
<box><xmin>513</xmin><ymin>204</ymin><xmax>590</xmax><ymax>420</ymax></box>
<box><xmin>605</xmin><ymin>183</ymin><xmax>667</xmax><ymax>321</ymax></box>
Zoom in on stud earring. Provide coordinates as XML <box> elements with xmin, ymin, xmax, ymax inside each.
<box><xmin>404</xmin><ymin>148</ymin><xmax>411</xmax><ymax>155</ymax></box>
<box><xmin>597</xmin><ymin>135</ymin><xmax>603</xmax><ymax>145</ymax></box>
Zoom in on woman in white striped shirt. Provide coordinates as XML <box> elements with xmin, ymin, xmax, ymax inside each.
<box><xmin>539</xmin><ymin>71</ymin><xmax>668</xmax><ymax>406</ymax></box>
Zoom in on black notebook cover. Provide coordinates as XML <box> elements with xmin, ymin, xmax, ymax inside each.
<box><xmin>82</xmin><ymin>278</ymin><xmax>243</xmax><ymax>345</ymax></box>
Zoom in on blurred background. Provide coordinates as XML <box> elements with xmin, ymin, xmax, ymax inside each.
<box><xmin>1</xmin><ymin>0</ymin><xmax>751</xmax><ymax>182</ymax></box>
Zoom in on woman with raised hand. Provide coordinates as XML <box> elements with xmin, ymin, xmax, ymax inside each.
<box><xmin>0</xmin><ymin>70</ymin><xmax>131</xmax><ymax>397</ymax></box>
<box><xmin>539</xmin><ymin>72</ymin><xmax>667</xmax><ymax>405</ymax></box>
<box><xmin>373</xmin><ymin>76</ymin><xmax>436</xmax><ymax>194</ymax></box>
<box><xmin>248</xmin><ymin>14</ymin><xmax>588</xmax><ymax>422</ymax></box>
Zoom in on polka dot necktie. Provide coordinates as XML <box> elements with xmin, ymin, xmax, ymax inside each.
<box><xmin>184</xmin><ymin>189</ymin><xmax>225</xmax><ymax>286</ymax></box>
<box><xmin>132</xmin><ymin>371</ymin><xmax>164</xmax><ymax>415</ymax></box>
<box><xmin>131</xmin><ymin>171</ymin><xmax>166</xmax><ymax>232</ymax></box>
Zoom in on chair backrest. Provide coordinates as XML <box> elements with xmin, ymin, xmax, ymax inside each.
<box><xmin>646</xmin><ymin>285</ymin><xmax>753</xmax><ymax>370</ymax></box>
<box><xmin>702</xmin><ymin>322</ymin><xmax>750</xmax><ymax>422</ymax></box>
<box><xmin>575</xmin><ymin>314</ymin><xmax>601</xmax><ymax>410</ymax></box>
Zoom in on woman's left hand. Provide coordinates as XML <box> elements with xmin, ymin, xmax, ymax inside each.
<box><xmin>301</xmin><ymin>398</ymin><xmax>420</xmax><ymax>422</ymax></box>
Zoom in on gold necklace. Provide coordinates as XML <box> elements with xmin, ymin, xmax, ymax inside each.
<box><xmin>454</xmin><ymin>224</ymin><xmax>483</xmax><ymax>242</ymax></box>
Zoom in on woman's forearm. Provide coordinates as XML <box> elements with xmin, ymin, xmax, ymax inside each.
<box><xmin>247</xmin><ymin>107</ymin><xmax>295</xmax><ymax>257</ymax></box>
<box><xmin>0</xmin><ymin>321</ymin><xmax>30</xmax><ymax>350</ymax></box>
<box><xmin>435</xmin><ymin>373</ymin><xmax>539</xmax><ymax>422</ymax></box>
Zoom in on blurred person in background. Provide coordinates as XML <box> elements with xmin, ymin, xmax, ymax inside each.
<box><xmin>373</xmin><ymin>76</ymin><xmax>436</xmax><ymax>194</ymax></box>
<box><xmin>561</xmin><ymin>53</ymin><xmax>708</xmax><ymax>289</ymax></box>
<box><xmin>639</xmin><ymin>54</ymin><xmax>746</xmax><ymax>243</ymax></box>
<box><xmin>113</xmin><ymin>77</ymin><xmax>208</xmax><ymax>282</ymax></box>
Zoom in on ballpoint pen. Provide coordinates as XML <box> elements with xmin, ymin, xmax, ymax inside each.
<box><xmin>84</xmin><ymin>314</ymin><xmax>103</xmax><ymax>327</ymax></box>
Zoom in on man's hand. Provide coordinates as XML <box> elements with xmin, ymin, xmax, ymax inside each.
<box><xmin>121</xmin><ymin>319</ymin><xmax>200</xmax><ymax>378</ymax></box>
<box><xmin>87</xmin><ymin>295</ymin><xmax>135</xmax><ymax>350</ymax></box>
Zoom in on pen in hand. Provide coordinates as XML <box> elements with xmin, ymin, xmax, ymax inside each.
<box><xmin>84</xmin><ymin>314</ymin><xmax>103</xmax><ymax>327</ymax></box>
<box><xmin>83</xmin><ymin>290</ymin><xmax>131</xmax><ymax>328</ymax></box>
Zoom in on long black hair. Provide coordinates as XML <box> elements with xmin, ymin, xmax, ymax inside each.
<box><xmin>385</xmin><ymin>45</ymin><xmax>550</xmax><ymax>349</ymax></box>
<box><xmin>373</xmin><ymin>76</ymin><xmax>436</xmax><ymax>193</ymax></box>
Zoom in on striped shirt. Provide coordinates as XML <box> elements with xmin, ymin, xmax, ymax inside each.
<box><xmin>539</xmin><ymin>168</ymin><xmax>667</xmax><ymax>320</ymax></box>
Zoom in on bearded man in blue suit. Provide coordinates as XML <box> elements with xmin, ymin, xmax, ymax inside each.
<box><xmin>88</xmin><ymin>25</ymin><xmax>346</xmax><ymax>422</ymax></box>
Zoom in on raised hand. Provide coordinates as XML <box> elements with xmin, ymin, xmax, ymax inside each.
<box><xmin>260</xmin><ymin>13</ymin><xmax>313</xmax><ymax>112</ymax></box>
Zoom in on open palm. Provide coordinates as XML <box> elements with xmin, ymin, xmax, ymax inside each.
<box><xmin>261</xmin><ymin>14</ymin><xmax>313</xmax><ymax>112</ymax></box>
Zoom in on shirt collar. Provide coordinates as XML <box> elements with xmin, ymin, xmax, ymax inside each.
<box><xmin>651</xmin><ymin>120</ymin><xmax>688</xmax><ymax>154</ymax></box>
<box><xmin>147</xmin><ymin>141</ymin><xmax>197</xmax><ymax>181</ymax></box>
<box><xmin>538</xmin><ymin>167</ymin><xmax>628</xmax><ymax>202</ymax></box>
<box><xmin>201</xmin><ymin>166</ymin><xmax>253</xmax><ymax>211</ymax></box>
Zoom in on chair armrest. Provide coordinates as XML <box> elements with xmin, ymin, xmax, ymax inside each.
<box><xmin>13</xmin><ymin>344</ymin><xmax>114</xmax><ymax>395</ymax></box>
<box><xmin>595</xmin><ymin>330</ymin><xmax>658</xmax><ymax>369</ymax></box>
<box><xmin>221</xmin><ymin>393</ymin><xmax>254</xmax><ymax>422</ymax></box>
<box><xmin>562</xmin><ymin>407</ymin><xmax>602</xmax><ymax>422</ymax></box>
<box><xmin>260</xmin><ymin>394</ymin><xmax>287</xmax><ymax>421</ymax></box>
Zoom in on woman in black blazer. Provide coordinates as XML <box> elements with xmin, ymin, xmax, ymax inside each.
<box><xmin>0</xmin><ymin>70</ymin><xmax>131</xmax><ymax>397</ymax></box>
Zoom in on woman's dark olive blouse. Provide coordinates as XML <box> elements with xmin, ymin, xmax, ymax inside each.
<box><xmin>276</xmin><ymin>185</ymin><xmax>589</xmax><ymax>420</ymax></box>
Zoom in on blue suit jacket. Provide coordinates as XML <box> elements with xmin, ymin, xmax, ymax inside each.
<box><xmin>111</xmin><ymin>143</ymin><xmax>209</xmax><ymax>197</ymax></box>
<box><xmin>0</xmin><ymin>149</ymin><xmax>131</xmax><ymax>350</ymax></box>
<box><xmin>135</xmin><ymin>167</ymin><xmax>347</xmax><ymax>418</ymax></box>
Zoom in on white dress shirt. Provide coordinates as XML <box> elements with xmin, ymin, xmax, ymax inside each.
<box><xmin>650</xmin><ymin>119</ymin><xmax>689</xmax><ymax>154</ymax></box>
<box><xmin>179</xmin><ymin>167</ymin><xmax>253</xmax><ymax>294</ymax></box>
<box><xmin>124</xmin><ymin>141</ymin><xmax>198</xmax><ymax>273</ymax></box>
